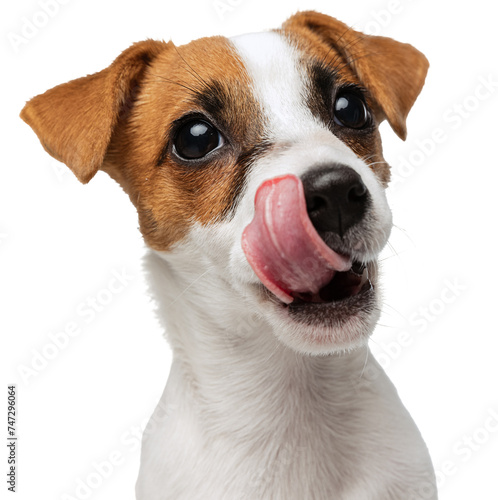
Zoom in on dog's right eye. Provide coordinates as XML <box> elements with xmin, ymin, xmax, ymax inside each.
<box><xmin>333</xmin><ymin>91</ymin><xmax>370</xmax><ymax>130</ymax></box>
<box><xmin>173</xmin><ymin>120</ymin><xmax>224</xmax><ymax>160</ymax></box>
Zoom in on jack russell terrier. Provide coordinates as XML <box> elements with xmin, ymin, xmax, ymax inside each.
<box><xmin>21</xmin><ymin>11</ymin><xmax>437</xmax><ymax>500</ymax></box>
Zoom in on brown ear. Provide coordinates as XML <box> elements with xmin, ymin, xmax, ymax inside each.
<box><xmin>283</xmin><ymin>11</ymin><xmax>429</xmax><ymax>140</ymax></box>
<box><xmin>20</xmin><ymin>39</ymin><xmax>168</xmax><ymax>183</ymax></box>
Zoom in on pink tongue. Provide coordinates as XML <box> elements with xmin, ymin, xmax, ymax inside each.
<box><xmin>242</xmin><ymin>175</ymin><xmax>352</xmax><ymax>304</ymax></box>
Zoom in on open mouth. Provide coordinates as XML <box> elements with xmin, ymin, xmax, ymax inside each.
<box><xmin>289</xmin><ymin>260</ymin><xmax>371</xmax><ymax>305</ymax></box>
<box><xmin>242</xmin><ymin>174</ymin><xmax>375</xmax><ymax>309</ymax></box>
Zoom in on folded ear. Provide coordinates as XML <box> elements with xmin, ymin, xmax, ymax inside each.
<box><xmin>283</xmin><ymin>11</ymin><xmax>429</xmax><ymax>140</ymax></box>
<box><xmin>20</xmin><ymin>39</ymin><xmax>168</xmax><ymax>183</ymax></box>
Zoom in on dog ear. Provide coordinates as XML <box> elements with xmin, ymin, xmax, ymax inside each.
<box><xmin>20</xmin><ymin>39</ymin><xmax>168</xmax><ymax>183</ymax></box>
<box><xmin>283</xmin><ymin>11</ymin><xmax>429</xmax><ymax>140</ymax></box>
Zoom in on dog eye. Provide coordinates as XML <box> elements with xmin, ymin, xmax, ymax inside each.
<box><xmin>173</xmin><ymin>120</ymin><xmax>223</xmax><ymax>160</ymax></box>
<box><xmin>333</xmin><ymin>92</ymin><xmax>370</xmax><ymax>129</ymax></box>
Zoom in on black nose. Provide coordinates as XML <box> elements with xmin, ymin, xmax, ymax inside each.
<box><xmin>301</xmin><ymin>164</ymin><xmax>370</xmax><ymax>237</ymax></box>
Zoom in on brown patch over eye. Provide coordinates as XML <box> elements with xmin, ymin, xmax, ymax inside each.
<box><xmin>103</xmin><ymin>37</ymin><xmax>269</xmax><ymax>251</ymax></box>
<box><xmin>278</xmin><ymin>30</ymin><xmax>391</xmax><ymax>186</ymax></box>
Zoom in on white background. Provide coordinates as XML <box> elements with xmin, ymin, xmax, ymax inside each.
<box><xmin>1</xmin><ymin>0</ymin><xmax>497</xmax><ymax>499</ymax></box>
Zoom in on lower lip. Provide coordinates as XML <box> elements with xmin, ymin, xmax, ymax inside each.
<box><xmin>279</xmin><ymin>279</ymin><xmax>376</xmax><ymax>323</ymax></box>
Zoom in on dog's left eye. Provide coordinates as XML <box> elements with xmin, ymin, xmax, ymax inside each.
<box><xmin>333</xmin><ymin>92</ymin><xmax>370</xmax><ymax>129</ymax></box>
<box><xmin>173</xmin><ymin>120</ymin><xmax>224</xmax><ymax>160</ymax></box>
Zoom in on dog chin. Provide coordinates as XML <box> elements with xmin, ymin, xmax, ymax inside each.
<box><xmin>254</xmin><ymin>263</ymin><xmax>381</xmax><ymax>355</ymax></box>
<box><xmin>265</xmin><ymin>295</ymin><xmax>379</xmax><ymax>355</ymax></box>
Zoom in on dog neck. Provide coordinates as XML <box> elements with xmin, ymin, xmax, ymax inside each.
<box><xmin>145</xmin><ymin>249</ymin><xmax>373</xmax><ymax>433</ymax></box>
<box><xmin>138</xmin><ymin>250</ymin><xmax>435</xmax><ymax>499</ymax></box>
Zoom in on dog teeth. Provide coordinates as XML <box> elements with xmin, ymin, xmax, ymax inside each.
<box><xmin>359</xmin><ymin>267</ymin><xmax>369</xmax><ymax>288</ymax></box>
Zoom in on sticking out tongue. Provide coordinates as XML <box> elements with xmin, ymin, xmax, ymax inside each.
<box><xmin>242</xmin><ymin>175</ymin><xmax>352</xmax><ymax>304</ymax></box>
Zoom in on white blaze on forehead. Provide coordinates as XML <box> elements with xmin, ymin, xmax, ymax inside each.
<box><xmin>230</xmin><ymin>31</ymin><xmax>324</xmax><ymax>140</ymax></box>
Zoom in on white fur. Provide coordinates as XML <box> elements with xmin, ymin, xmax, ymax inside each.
<box><xmin>136</xmin><ymin>31</ymin><xmax>437</xmax><ymax>499</ymax></box>
<box><xmin>231</xmin><ymin>31</ymin><xmax>324</xmax><ymax>140</ymax></box>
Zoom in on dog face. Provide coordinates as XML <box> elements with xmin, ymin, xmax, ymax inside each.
<box><xmin>21</xmin><ymin>11</ymin><xmax>428</xmax><ymax>355</ymax></box>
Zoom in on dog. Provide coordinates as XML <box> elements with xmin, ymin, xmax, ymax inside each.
<box><xmin>21</xmin><ymin>10</ymin><xmax>437</xmax><ymax>499</ymax></box>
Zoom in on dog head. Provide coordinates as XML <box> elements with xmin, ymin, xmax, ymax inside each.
<box><xmin>21</xmin><ymin>11</ymin><xmax>428</xmax><ymax>355</ymax></box>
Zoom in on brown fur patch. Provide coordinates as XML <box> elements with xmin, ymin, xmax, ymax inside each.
<box><xmin>279</xmin><ymin>11</ymin><xmax>429</xmax><ymax>185</ymax></box>
<box><xmin>21</xmin><ymin>36</ymin><xmax>266</xmax><ymax>251</ymax></box>
<box><xmin>105</xmin><ymin>36</ymin><xmax>267</xmax><ymax>250</ymax></box>
<box><xmin>281</xmin><ymin>11</ymin><xmax>429</xmax><ymax>140</ymax></box>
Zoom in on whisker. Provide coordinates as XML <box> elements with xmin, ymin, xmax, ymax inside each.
<box><xmin>361</xmin><ymin>153</ymin><xmax>378</xmax><ymax>163</ymax></box>
<box><xmin>359</xmin><ymin>347</ymin><xmax>369</xmax><ymax>380</ymax></box>
<box><xmin>366</xmin><ymin>161</ymin><xmax>387</xmax><ymax>169</ymax></box>
<box><xmin>392</xmin><ymin>224</ymin><xmax>416</xmax><ymax>247</ymax></box>
<box><xmin>380</xmin><ymin>302</ymin><xmax>408</xmax><ymax>322</ymax></box>
<box><xmin>321</xmin><ymin>28</ymin><xmax>367</xmax><ymax>73</ymax></box>
<box><xmin>368</xmin><ymin>336</ymin><xmax>381</xmax><ymax>348</ymax></box>
<box><xmin>386</xmin><ymin>241</ymin><xmax>400</xmax><ymax>260</ymax></box>
<box><xmin>173</xmin><ymin>45</ymin><xmax>209</xmax><ymax>88</ymax></box>
<box><xmin>332</xmin><ymin>50</ymin><xmax>375</xmax><ymax>75</ymax></box>
<box><xmin>375</xmin><ymin>322</ymin><xmax>397</xmax><ymax>329</ymax></box>
<box><xmin>149</xmin><ymin>73</ymin><xmax>198</xmax><ymax>94</ymax></box>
